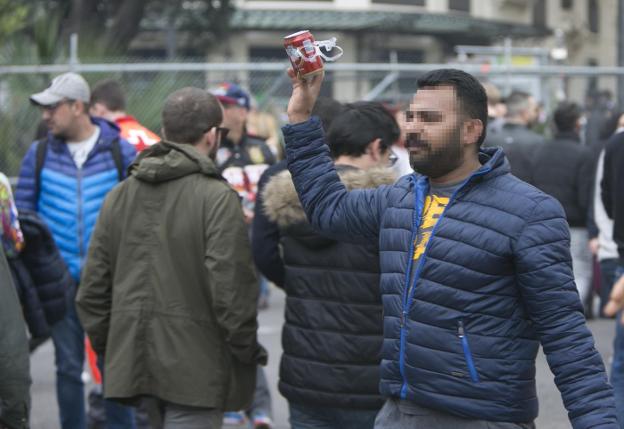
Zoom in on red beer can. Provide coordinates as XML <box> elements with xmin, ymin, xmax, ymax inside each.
<box><xmin>284</xmin><ymin>30</ymin><xmax>324</xmax><ymax>79</ymax></box>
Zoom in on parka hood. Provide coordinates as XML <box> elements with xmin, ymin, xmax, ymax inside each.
<box><xmin>130</xmin><ymin>140</ymin><xmax>222</xmax><ymax>183</ymax></box>
<box><xmin>263</xmin><ymin>166</ymin><xmax>396</xmax><ymax>229</ymax></box>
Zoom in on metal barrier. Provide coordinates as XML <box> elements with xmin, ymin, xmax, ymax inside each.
<box><xmin>1</xmin><ymin>60</ymin><xmax>621</xmax><ymax>177</ymax></box>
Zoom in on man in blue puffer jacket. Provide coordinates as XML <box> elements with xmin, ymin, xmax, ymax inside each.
<box><xmin>282</xmin><ymin>68</ymin><xmax>617</xmax><ymax>428</ymax></box>
<box><xmin>15</xmin><ymin>72</ymin><xmax>137</xmax><ymax>429</ymax></box>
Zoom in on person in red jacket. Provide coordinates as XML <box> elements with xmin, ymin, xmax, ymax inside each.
<box><xmin>90</xmin><ymin>79</ymin><xmax>160</xmax><ymax>152</ymax></box>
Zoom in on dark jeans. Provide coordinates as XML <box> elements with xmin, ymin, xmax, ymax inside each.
<box><xmin>51</xmin><ymin>287</ymin><xmax>86</xmax><ymax>429</ymax></box>
<box><xmin>600</xmin><ymin>259</ymin><xmax>619</xmax><ymax>317</ymax></box>
<box><xmin>610</xmin><ymin>266</ymin><xmax>624</xmax><ymax>428</ymax></box>
<box><xmin>289</xmin><ymin>402</ymin><xmax>379</xmax><ymax>429</ymax></box>
<box><xmin>96</xmin><ymin>357</ymin><xmax>137</xmax><ymax>429</ymax></box>
<box><xmin>249</xmin><ymin>366</ymin><xmax>272</xmax><ymax>418</ymax></box>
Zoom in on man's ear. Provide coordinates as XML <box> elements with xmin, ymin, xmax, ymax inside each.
<box><xmin>462</xmin><ymin>118</ymin><xmax>484</xmax><ymax>147</ymax></box>
<box><xmin>367</xmin><ymin>138</ymin><xmax>383</xmax><ymax>161</ymax></box>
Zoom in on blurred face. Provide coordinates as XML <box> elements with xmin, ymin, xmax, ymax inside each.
<box><xmin>40</xmin><ymin>100</ymin><xmax>79</xmax><ymax>139</ymax></box>
<box><xmin>89</xmin><ymin>102</ymin><xmax>111</xmax><ymax>120</ymax></box>
<box><xmin>525</xmin><ymin>96</ymin><xmax>539</xmax><ymax>126</ymax></box>
<box><xmin>404</xmin><ymin>85</ymin><xmax>464</xmax><ymax>179</ymax></box>
<box><xmin>221</xmin><ymin>104</ymin><xmax>247</xmax><ymax>136</ymax></box>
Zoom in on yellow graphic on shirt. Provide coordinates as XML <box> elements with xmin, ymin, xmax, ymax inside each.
<box><xmin>413</xmin><ymin>194</ymin><xmax>449</xmax><ymax>260</ymax></box>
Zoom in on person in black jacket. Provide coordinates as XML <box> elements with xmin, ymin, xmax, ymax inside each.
<box><xmin>258</xmin><ymin>102</ymin><xmax>399</xmax><ymax>429</ymax></box>
<box><xmin>483</xmin><ymin>90</ymin><xmax>545</xmax><ymax>182</ymax></box>
<box><xmin>531</xmin><ymin>102</ymin><xmax>595</xmax><ymax>315</ymax></box>
<box><xmin>252</xmin><ymin>96</ymin><xmax>345</xmax><ymax>287</ymax></box>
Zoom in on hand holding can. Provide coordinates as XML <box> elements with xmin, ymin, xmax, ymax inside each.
<box><xmin>284</xmin><ymin>30</ymin><xmax>343</xmax><ymax>80</ymax></box>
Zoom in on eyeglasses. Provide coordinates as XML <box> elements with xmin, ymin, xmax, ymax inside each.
<box><xmin>216</xmin><ymin>126</ymin><xmax>229</xmax><ymax>142</ymax></box>
<box><xmin>388</xmin><ymin>149</ymin><xmax>398</xmax><ymax>167</ymax></box>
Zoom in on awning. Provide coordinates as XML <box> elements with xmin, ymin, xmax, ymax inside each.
<box><xmin>229</xmin><ymin>9</ymin><xmax>550</xmax><ymax>39</ymax></box>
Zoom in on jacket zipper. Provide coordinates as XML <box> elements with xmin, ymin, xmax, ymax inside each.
<box><xmin>458</xmin><ymin>320</ymin><xmax>480</xmax><ymax>383</ymax></box>
<box><xmin>77</xmin><ymin>168</ymin><xmax>84</xmax><ymax>267</ymax></box>
<box><xmin>76</xmin><ymin>141</ymin><xmax>101</xmax><ymax>271</ymax></box>
<box><xmin>398</xmin><ymin>165</ymin><xmax>492</xmax><ymax>399</ymax></box>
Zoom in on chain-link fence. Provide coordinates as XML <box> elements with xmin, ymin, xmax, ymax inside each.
<box><xmin>1</xmin><ymin>59</ymin><xmax>622</xmax><ymax>177</ymax></box>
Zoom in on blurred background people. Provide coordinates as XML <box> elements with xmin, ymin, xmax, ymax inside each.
<box><xmin>485</xmin><ymin>90</ymin><xmax>544</xmax><ymax>182</ymax></box>
<box><xmin>90</xmin><ymin>79</ymin><xmax>160</xmax><ymax>152</ymax></box>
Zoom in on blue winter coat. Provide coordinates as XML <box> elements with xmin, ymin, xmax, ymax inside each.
<box><xmin>15</xmin><ymin>118</ymin><xmax>136</xmax><ymax>281</ymax></box>
<box><xmin>284</xmin><ymin>117</ymin><xmax>617</xmax><ymax>428</ymax></box>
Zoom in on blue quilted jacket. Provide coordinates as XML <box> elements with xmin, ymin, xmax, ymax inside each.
<box><xmin>15</xmin><ymin>118</ymin><xmax>136</xmax><ymax>281</ymax></box>
<box><xmin>284</xmin><ymin>117</ymin><xmax>617</xmax><ymax>428</ymax></box>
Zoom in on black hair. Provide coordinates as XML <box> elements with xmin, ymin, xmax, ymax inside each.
<box><xmin>417</xmin><ymin>68</ymin><xmax>488</xmax><ymax>146</ymax></box>
<box><xmin>327</xmin><ymin>101</ymin><xmax>400</xmax><ymax>158</ymax></box>
<box><xmin>91</xmin><ymin>79</ymin><xmax>126</xmax><ymax>111</ymax></box>
<box><xmin>162</xmin><ymin>87</ymin><xmax>222</xmax><ymax>145</ymax></box>
<box><xmin>553</xmin><ymin>101</ymin><xmax>582</xmax><ymax>134</ymax></box>
<box><xmin>311</xmin><ymin>96</ymin><xmax>345</xmax><ymax>133</ymax></box>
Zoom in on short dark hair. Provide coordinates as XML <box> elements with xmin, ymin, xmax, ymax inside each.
<box><xmin>91</xmin><ymin>79</ymin><xmax>126</xmax><ymax>111</ymax></box>
<box><xmin>311</xmin><ymin>96</ymin><xmax>345</xmax><ymax>133</ymax></box>
<box><xmin>553</xmin><ymin>101</ymin><xmax>582</xmax><ymax>134</ymax></box>
<box><xmin>505</xmin><ymin>91</ymin><xmax>532</xmax><ymax>118</ymax></box>
<box><xmin>162</xmin><ymin>87</ymin><xmax>222</xmax><ymax>145</ymax></box>
<box><xmin>327</xmin><ymin>101</ymin><xmax>400</xmax><ymax>158</ymax></box>
<box><xmin>417</xmin><ymin>69</ymin><xmax>488</xmax><ymax>146</ymax></box>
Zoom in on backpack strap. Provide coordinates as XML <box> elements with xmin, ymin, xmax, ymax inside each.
<box><xmin>110</xmin><ymin>137</ymin><xmax>124</xmax><ymax>181</ymax></box>
<box><xmin>35</xmin><ymin>139</ymin><xmax>48</xmax><ymax>202</ymax></box>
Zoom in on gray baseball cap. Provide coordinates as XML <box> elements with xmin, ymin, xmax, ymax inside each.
<box><xmin>30</xmin><ymin>72</ymin><xmax>90</xmax><ymax>106</ymax></box>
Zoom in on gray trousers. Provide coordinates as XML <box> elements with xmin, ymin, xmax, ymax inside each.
<box><xmin>162</xmin><ymin>403</ymin><xmax>223</xmax><ymax>429</ymax></box>
<box><xmin>374</xmin><ymin>399</ymin><xmax>535</xmax><ymax>429</ymax></box>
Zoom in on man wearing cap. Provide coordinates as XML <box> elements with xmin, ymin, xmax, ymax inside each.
<box><xmin>15</xmin><ymin>72</ymin><xmax>137</xmax><ymax>429</ymax></box>
<box><xmin>211</xmin><ymin>82</ymin><xmax>276</xmax><ymax>220</ymax></box>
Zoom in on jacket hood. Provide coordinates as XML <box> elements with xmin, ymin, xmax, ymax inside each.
<box><xmin>263</xmin><ymin>166</ymin><xmax>396</xmax><ymax>229</ymax></box>
<box><xmin>130</xmin><ymin>140</ymin><xmax>222</xmax><ymax>183</ymax></box>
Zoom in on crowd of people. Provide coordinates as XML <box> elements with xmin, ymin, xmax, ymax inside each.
<box><xmin>1</xmin><ymin>66</ymin><xmax>624</xmax><ymax>429</ymax></box>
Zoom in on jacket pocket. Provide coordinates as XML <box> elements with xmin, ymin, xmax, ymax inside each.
<box><xmin>457</xmin><ymin>320</ymin><xmax>480</xmax><ymax>383</ymax></box>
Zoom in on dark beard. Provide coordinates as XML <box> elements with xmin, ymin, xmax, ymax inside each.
<box><xmin>407</xmin><ymin>127</ymin><xmax>463</xmax><ymax>179</ymax></box>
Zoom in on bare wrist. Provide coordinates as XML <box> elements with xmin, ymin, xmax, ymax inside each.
<box><xmin>288</xmin><ymin>113</ymin><xmax>311</xmax><ymax>124</ymax></box>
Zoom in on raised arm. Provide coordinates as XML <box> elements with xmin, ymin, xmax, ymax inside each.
<box><xmin>284</xmin><ymin>69</ymin><xmax>390</xmax><ymax>244</ymax></box>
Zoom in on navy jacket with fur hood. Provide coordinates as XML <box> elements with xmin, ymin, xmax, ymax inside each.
<box><xmin>284</xmin><ymin>117</ymin><xmax>616</xmax><ymax>428</ymax></box>
<box><xmin>262</xmin><ymin>166</ymin><xmax>395</xmax><ymax>410</ymax></box>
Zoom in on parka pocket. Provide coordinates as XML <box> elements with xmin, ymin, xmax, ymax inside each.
<box><xmin>457</xmin><ymin>320</ymin><xmax>480</xmax><ymax>383</ymax></box>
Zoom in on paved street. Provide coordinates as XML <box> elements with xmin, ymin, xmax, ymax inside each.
<box><xmin>30</xmin><ymin>287</ymin><xmax>617</xmax><ymax>429</ymax></box>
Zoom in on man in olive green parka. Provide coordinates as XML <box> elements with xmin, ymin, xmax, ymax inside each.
<box><xmin>77</xmin><ymin>87</ymin><xmax>266</xmax><ymax>428</ymax></box>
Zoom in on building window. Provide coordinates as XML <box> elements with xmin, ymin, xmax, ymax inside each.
<box><xmin>372</xmin><ymin>0</ymin><xmax>425</xmax><ymax>5</ymax></box>
<box><xmin>588</xmin><ymin>0</ymin><xmax>599</xmax><ymax>33</ymax></box>
<box><xmin>533</xmin><ymin>0</ymin><xmax>547</xmax><ymax>28</ymax></box>
<box><xmin>448</xmin><ymin>0</ymin><xmax>470</xmax><ymax>13</ymax></box>
<box><xmin>561</xmin><ymin>0</ymin><xmax>573</xmax><ymax>9</ymax></box>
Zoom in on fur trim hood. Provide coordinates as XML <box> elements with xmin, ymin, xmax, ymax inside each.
<box><xmin>262</xmin><ymin>166</ymin><xmax>397</xmax><ymax>229</ymax></box>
